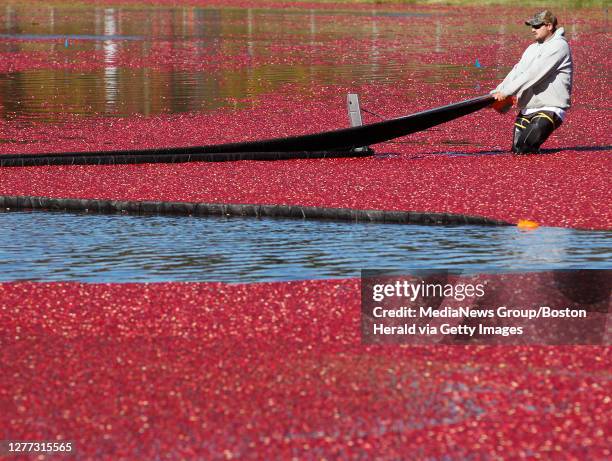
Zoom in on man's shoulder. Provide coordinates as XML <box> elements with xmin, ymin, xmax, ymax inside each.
<box><xmin>521</xmin><ymin>42</ymin><xmax>539</xmax><ymax>55</ymax></box>
<box><xmin>549</xmin><ymin>36</ymin><xmax>571</xmax><ymax>54</ymax></box>
<box><xmin>550</xmin><ymin>29</ymin><xmax>571</xmax><ymax>50</ymax></box>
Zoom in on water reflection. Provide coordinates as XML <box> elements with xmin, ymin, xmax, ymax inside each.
<box><xmin>0</xmin><ymin>4</ymin><xmax>443</xmax><ymax>122</ymax></box>
<box><xmin>103</xmin><ymin>8</ymin><xmax>118</xmax><ymax>112</ymax></box>
<box><xmin>0</xmin><ymin>3</ymin><xmax>602</xmax><ymax>124</ymax></box>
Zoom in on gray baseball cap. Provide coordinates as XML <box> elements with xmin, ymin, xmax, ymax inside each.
<box><xmin>525</xmin><ymin>10</ymin><xmax>557</xmax><ymax>27</ymax></box>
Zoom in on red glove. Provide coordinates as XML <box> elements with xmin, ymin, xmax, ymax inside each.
<box><xmin>491</xmin><ymin>96</ymin><xmax>515</xmax><ymax>113</ymax></box>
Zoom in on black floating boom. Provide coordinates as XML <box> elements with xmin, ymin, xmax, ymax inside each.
<box><xmin>0</xmin><ymin>94</ymin><xmax>494</xmax><ymax>167</ymax></box>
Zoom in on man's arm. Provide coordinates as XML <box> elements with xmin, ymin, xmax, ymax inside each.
<box><xmin>490</xmin><ymin>47</ymin><xmax>532</xmax><ymax>98</ymax></box>
<box><xmin>491</xmin><ymin>65</ymin><xmax>519</xmax><ymax>99</ymax></box>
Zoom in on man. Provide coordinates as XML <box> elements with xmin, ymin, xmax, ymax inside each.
<box><xmin>492</xmin><ymin>11</ymin><xmax>573</xmax><ymax>154</ymax></box>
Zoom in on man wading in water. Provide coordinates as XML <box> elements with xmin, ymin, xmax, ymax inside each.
<box><xmin>492</xmin><ymin>10</ymin><xmax>573</xmax><ymax>154</ymax></box>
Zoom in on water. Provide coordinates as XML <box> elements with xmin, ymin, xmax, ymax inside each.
<box><xmin>2</xmin><ymin>3</ymin><xmax>602</xmax><ymax>124</ymax></box>
<box><xmin>0</xmin><ymin>5</ymin><xmax>430</xmax><ymax>122</ymax></box>
<box><xmin>1</xmin><ymin>4</ymin><xmax>608</xmax><ymax>283</ymax></box>
<box><xmin>0</xmin><ymin>210</ymin><xmax>609</xmax><ymax>283</ymax></box>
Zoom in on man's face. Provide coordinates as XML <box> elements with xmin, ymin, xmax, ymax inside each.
<box><xmin>531</xmin><ymin>22</ymin><xmax>554</xmax><ymax>43</ymax></box>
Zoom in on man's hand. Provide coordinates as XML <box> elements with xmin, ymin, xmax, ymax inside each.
<box><xmin>491</xmin><ymin>94</ymin><xmax>515</xmax><ymax>113</ymax></box>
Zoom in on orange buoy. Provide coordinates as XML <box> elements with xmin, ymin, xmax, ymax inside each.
<box><xmin>517</xmin><ymin>219</ymin><xmax>540</xmax><ymax>229</ymax></box>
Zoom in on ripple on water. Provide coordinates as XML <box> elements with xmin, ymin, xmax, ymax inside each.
<box><xmin>0</xmin><ymin>210</ymin><xmax>610</xmax><ymax>283</ymax></box>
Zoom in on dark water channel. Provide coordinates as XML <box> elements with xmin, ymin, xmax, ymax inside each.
<box><xmin>0</xmin><ymin>210</ymin><xmax>609</xmax><ymax>283</ymax></box>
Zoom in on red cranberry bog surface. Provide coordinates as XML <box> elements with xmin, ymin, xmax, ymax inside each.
<box><xmin>1</xmin><ymin>1</ymin><xmax>611</xmax><ymax>459</ymax></box>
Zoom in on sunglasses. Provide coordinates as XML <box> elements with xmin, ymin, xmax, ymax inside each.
<box><xmin>531</xmin><ymin>23</ymin><xmax>547</xmax><ymax>29</ymax></box>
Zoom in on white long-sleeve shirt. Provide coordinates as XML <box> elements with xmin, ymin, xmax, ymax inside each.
<box><xmin>493</xmin><ymin>27</ymin><xmax>573</xmax><ymax>111</ymax></box>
